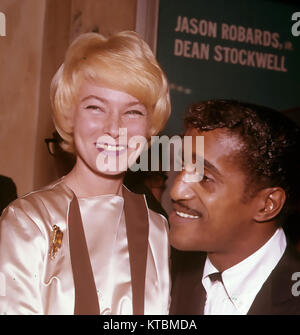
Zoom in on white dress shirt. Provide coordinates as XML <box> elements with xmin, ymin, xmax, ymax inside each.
<box><xmin>202</xmin><ymin>228</ymin><xmax>287</xmax><ymax>315</ymax></box>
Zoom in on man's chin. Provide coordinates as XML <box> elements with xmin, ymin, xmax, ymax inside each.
<box><xmin>169</xmin><ymin>231</ymin><xmax>199</xmax><ymax>251</ymax></box>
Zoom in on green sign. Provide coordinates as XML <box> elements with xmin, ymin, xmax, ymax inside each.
<box><xmin>156</xmin><ymin>0</ymin><xmax>300</xmax><ymax>135</ymax></box>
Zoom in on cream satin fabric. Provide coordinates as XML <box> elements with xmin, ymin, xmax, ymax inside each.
<box><xmin>0</xmin><ymin>179</ymin><xmax>170</xmax><ymax>315</ymax></box>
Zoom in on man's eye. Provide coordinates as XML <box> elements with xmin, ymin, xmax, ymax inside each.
<box><xmin>202</xmin><ymin>175</ymin><xmax>213</xmax><ymax>183</ymax></box>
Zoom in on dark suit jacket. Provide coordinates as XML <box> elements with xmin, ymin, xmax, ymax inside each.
<box><xmin>170</xmin><ymin>244</ymin><xmax>300</xmax><ymax>315</ymax></box>
<box><xmin>0</xmin><ymin>175</ymin><xmax>17</xmax><ymax>214</ymax></box>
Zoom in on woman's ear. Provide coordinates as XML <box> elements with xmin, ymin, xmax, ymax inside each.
<box><xmin>253</xmin><ymin>187</ymin><xmax>286</xmax><ymax>222</ymax></box>
<box><xmin>66</xmin><ymin>107</ymin><xmax>76</xmax><ymax>129</ymax></box>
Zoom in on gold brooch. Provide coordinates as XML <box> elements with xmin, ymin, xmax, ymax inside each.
<box><xmin>49</xmin><ymin>225</ymin><xmax>63</xmax><ymax>260</ymax></box>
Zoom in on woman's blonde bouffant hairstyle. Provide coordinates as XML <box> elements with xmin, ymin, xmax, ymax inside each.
<box><xmin>50</xmin><ymin>31</ymin><xmax>171</xmax><ymax>152</ymax></box>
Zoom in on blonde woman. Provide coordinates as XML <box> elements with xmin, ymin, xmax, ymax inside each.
<box><xmin>0</xmin><ymin>31</ymin><xmax>171</xmax><ymax>315</ymax></box>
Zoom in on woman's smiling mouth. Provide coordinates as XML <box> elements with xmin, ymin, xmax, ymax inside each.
<box><xmin>95</xmin><ymin>142</ymin><xmax>127</xmax><ymax>155</ymax></box>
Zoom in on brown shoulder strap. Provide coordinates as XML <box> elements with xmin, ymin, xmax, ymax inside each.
<box><xmin>68</xmin><ymin>188</ymin><xmax>149</xmax><ymax>315</ymax></box>
<box><xmin>123</xmin><ymin>186</ymin><xmax>149</xmax><ymax>315</ymax></box>
<box><xmin>68</xmin><ymin>195</ymin><xmax>100</xmax><ymax>315</ymax></box>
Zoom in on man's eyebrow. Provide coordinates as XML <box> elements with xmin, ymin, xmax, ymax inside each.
<box><xmin>192</xmin><ymin>153</ymin><xmax>223</xmax><ymax>179</ymax></box>
<box><xmin>204</xmin><ymin>159</ymin><xmax>223</xmax><ymax>178</ymax></box>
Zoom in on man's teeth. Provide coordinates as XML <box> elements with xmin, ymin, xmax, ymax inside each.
<box><xmin>96</xmin><ymin>143</ymin><xmax>126</xmax><ymax>151</ymax></box>
<box><xmin>176</xmin><ymin>211</ymin><xmax>199</xmax><ymax>219</ymax></box>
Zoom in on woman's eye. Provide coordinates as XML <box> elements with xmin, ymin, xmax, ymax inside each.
<box><xmin>125</xmin><ymin>110</ymin><xmax>144</xmax><ymax>117</ymax></box>
<box><xmin>85</xmin><ymin>105</ymin><xmax>104</xmax><ymax>113</ymax></box>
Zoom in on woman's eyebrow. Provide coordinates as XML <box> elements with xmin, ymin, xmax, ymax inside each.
<box><xmin>80</xmin><ymin>95</ymin><xmax>105</xmax><ymax>103</ymax></box>
<box><xmin>80</xmin><ymin>95</ymin><xmax>143</xmax><ymax>108</ymax></box>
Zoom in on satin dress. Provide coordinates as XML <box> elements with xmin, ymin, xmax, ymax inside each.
<box><xmin>0</xmin><ymin>179</ymin><xmax>170</xmax><ymax>315</ymax></box>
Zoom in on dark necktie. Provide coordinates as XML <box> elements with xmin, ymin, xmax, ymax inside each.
<box><xmin>209</xmin><ymin>272</ymin><xmax>223</xmax><ymax>283</ymax></box>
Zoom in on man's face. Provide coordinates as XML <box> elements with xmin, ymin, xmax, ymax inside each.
<box><xmin>169</xmin><ymin>128</ymin><xmax>258</xmax><ymax>253</ymax></box>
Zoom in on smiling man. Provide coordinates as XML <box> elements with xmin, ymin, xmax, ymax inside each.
<box><xmin>169</xmin><ymin>100</ymin><xmax>300</xmax><ymax>315</ymax></box>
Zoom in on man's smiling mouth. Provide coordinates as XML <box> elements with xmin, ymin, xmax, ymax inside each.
<box><xmin>173</xmin><ymin>201</ymin><xmax>202</xmax><ymax>219</ymax></box>
<box><xmin>175</xmin><ymin>211</ymin><xmax>200</xmax><ymax>219</ymax></box>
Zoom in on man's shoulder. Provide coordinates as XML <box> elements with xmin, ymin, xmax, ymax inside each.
<box><xmin>249</xmin><ymin>243</ymin><xmax>300</xmax><ymax>315</ymax></box>
<box><xmin>274</xmin><ymin>243</ymin><xmax>300</xmax><ymax>274</ymax></box>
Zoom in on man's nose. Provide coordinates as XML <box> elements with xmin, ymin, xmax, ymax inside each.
<box><xmin>170</xmin><ymin>171</ymin><xmax>195</xmax><ymax>202</ymax></box>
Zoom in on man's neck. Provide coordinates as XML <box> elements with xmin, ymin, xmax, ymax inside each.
<box><xmin>207</xmin><ymin>226</ymin><xmax>278</xmax><ymax>272</ymax></box>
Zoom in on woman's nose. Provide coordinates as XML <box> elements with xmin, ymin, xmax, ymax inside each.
<box><xmin>104</xmin><ymin>113</ymin><xmax>121</xmax><ymax>138</ymax></box>
<box><xmin>170</xmin><ymin>171</ymin><xmax>195</xmax><ymax>202</ymax></box>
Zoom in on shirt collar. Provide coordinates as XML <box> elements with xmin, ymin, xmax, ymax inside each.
<box><xmin>202</xmin><ymin>228</ymin><xmax>287</xmax><ymax>311</ymax></box>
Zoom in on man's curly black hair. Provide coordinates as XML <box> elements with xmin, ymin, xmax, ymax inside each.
<box><xmin>184</xmin><ymin>99</ymin><xmax>300</xmax><ymax>215</ymax></box>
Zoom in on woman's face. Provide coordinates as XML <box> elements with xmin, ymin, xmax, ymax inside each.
<box><xmin>72</xmin><ymin>80</ymin><xmax>151</xmax><ymax>176</ymax></box>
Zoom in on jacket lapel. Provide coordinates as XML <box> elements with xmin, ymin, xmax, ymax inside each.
<box><xmin>68</xmin><ymin>195</ymin><xmax>100</xmax><ymax>315</ymax></box>
<box><xmin>248</xmin><ymin>244</ymin><xmax>300</xmax><ymax>315</ymax></box>
<box><xmin>123</xmin><ymin>186</ymin><xmax>149</xmax><ymax>315</ymax></box>
<box><xmin>247</xmin><ymin>276</ymin><xmax>272</xmax><ymax>314</ymax></box>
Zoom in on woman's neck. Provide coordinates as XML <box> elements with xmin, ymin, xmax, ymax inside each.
<box><xmin>63</xmin><ymin>158</ymin><xmax>124</xmax><ymax>197</ymax></box>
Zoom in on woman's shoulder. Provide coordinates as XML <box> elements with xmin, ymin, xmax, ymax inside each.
<box><xmin>10</xmin><ymin>179</ymin><xmax>72</xmax><ymax>209</ymax></box>
<box><xmin>0</xmin><ymin>179</ymin><xmax>73</xmax><ymax>234</ymax></box>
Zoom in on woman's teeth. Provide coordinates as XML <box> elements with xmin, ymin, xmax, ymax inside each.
<box><xmin>96</xmin><ymin>143</ymin><xmax>126</xmax><ymax>152</ymax></box>
<box><xmin>176</xmin><ymin>211</ymin><xmax>199</xmax><ymax>219</ymax></box>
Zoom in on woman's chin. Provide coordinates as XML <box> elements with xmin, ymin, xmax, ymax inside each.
<box><xmin>96</xmin><ymin>169</ymin><xmax>126</xmax><ymax>177</ymax></box>
<box><xmin>94</xmin><ymin>163</ymin><xmax>127</xmax><ymax>177</ymax></box>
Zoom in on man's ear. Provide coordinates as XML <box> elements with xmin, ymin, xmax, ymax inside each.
<box><xmin>253</xmin><ymin>187</ymin><xmax>286</xmax><ymax>222</ymax></box>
